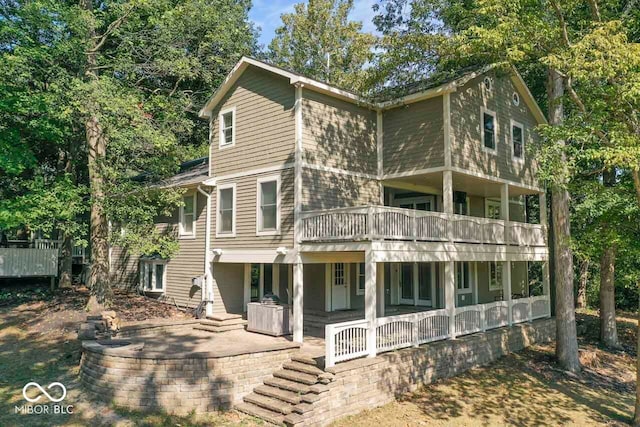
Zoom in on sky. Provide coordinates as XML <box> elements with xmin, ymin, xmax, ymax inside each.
<box><xmin>249</xmin><ymin>0</ymin><xmax>380</xmax><ymax>48</ymax></box>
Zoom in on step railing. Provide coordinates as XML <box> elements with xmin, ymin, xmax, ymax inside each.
<box><xmin>325</xmin><ymin>296</ymin><xmax>551</xmax><ymax>367</ymax></box>
<box><xmin>300</xmin><ymin>206</ymin><xmax>545</xmax><ymax>246</ymax></box>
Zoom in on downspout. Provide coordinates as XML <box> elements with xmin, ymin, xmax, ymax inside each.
<box><xmin>197</xmin><ymin>185</ymin><xmax>214</xmax><ymax>317</ymax></box>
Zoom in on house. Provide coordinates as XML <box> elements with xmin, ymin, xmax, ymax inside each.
<box><xmin>111</xmin><ymin>56</ymin><xmax>550</xmax><ymax>362</ymax></box>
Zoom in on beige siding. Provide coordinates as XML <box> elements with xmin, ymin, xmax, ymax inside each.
<box><xmin>382</xmin><ymin>97</ymin><xmax>445</xmax><ymax>175</ymax></box>
<box><xmin>212</xmin><ymin>168</ymin><xmax>295</xmax><ymax>249</ymax></box>
<box><xmin>212</xmin><ymin>263</ymin><xmax>245</xmax><ymax>314</ymax></box>
<box><xmin>302</xmin><ymin>89</ymin><xmax>377</xmax><ymax>174</ymax></box>
<box><xmin>209</xmin><ymin>66</ymin><xmax>296</xmax><ymax>177</ymax></box>
<box><xmin>450</xmin><ymin>72</ymin><xmax>539</xmax><ymax>186</ymax></box>
<box><xmin>301</xmin><ymin>168</ymin><xmax>380</xmax><ymax>211</ymax></box>
<box><xmin>110</xmin><ymin>246</ymin><xmax>139</xmax><ymax>289</ymax></box>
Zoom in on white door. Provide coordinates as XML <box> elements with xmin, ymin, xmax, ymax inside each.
<box><xmin>330</xmin><ymin>263</ymin><xmax>349</xmax><ymax>311</ymax></box>
<box><xmin>399</xmin><ymin>263</ymin><xmax>414</xmax><ymax>305</ymax></box>
<box><xmin>398</xmin><ymin>262</ymin><xmax>436</xmax><ymax>306</ymax></box>
<box><xmin>417</xmin><ymin>263</ymin><xmax>436</xmax><ymax>306</ymax></box>
<box><xmin>392</xmin><ymin>195</ymin><xmax>436</xmax><ymax>211</ymax></box>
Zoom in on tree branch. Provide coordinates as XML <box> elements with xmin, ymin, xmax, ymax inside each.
<box><xmin>88</xmin><ymin>5</ymin><xmax>136</xmax><ymax>53</ymax></box>
<box><xmin>549</xmin><ymin>0</ymin><xmax>572</xmax><ymax>48</ymax></box>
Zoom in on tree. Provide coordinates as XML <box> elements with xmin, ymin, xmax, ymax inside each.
<box><xmin>371</xmin><ymin>0</ymin><xmax>582</xmax><ymax>373</ymax></box>
<box><xmin>267</xmin><ymin>0</ymin><xmax>375</xmax><ymax>91</ymax></box>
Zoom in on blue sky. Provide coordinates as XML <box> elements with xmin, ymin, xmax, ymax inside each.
<box><xmin>249</xmin><ymin>0</ymin><xmax>379</xmax><ymax>48</ymax></box>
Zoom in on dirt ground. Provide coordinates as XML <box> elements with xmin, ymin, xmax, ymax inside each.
<box><xmin>0</xmin><ymin>285</ymin><xmax>637</xmax><ymax>426</ymax></box>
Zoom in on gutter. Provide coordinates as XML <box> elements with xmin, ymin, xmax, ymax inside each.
<box><xmin>197</xmin><ymin>185</ymin><xmax>214</xmax><ymax>317</ymax></box>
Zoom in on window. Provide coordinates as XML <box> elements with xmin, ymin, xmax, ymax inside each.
<box><xmin>483</xmin><ymin>76</ymin><xmax>492</xmax><ymax>91</ymax></box>
<box><xmin>512</xmin><ymin>92</ymin><xmax>520</xmax><ymax>106</ymax></box>
<box><xmin>456</xmin><ymin>262</ymin><xmax>471</xmax><ymax>293</ymax></box>
<box><xmin>256</xmin><ymin>175</ymin><xmax>280</xmax><ymax>235</ymax></box>
<box><xmin>140</xmin><ymin>260</ymin><xmax>167</xmax><ymax>293</ymax></box>
<box><xmin>454</xmin><ymin>195</ymin><xmax>469</xmax><ymax>215</ymax></box>
<box><xmin>485</xmin><ymin>199</ymin><xmax>502</xmax><ymax>219</ymax></box>
<box><xmin>511</xmin><ymin>120</ymin><xmax>524</xmax><ymax>161</ymax></box>
<box><xmin>218</xmin><ymin>107</ymin><xmax>236</xmax><ymax>148</ymax></box>
<box><xmin>217</xmin><ymin>184</ymin><xmax>236</xmax><ymax>236</ymax></box>
<box><xmin>489</xmin><ymin>261</ymin><xmax>503</xmax><ymax>291</ymax></box>
<box><xmin>356</xmin><ymin>263</ymin><xmax>365</xmax><ymax>295</ymax></box>
<box><xmin>481</xmin><ymin>108</ymin><xmax>497</xmax><ymax>153</ymax></box>
<box><xmin>333</xmin><ymin>263</ymin><xmax>346</xmax><ymax>286</ymax></box>
<box><xmin>179</xmin><ymin>193</ymin><xmax>196</xmax><ymax>238</ymax></box>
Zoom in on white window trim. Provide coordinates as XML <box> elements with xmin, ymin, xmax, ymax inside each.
<box><xmin>510</xmin><ymin>119</ymin><xmax>525</xmax><ymax>163</ymax></box>
<box><xmin>356</xmin><ymin>263</ymin><xmax>365</xmax><ymax>296</ymax></box>
<box><xmin>255</xmin><ymin>174</ymin><xmax>281</xmax><ymax>236</ymax></box>
<box><xmin>179</xmin><ymin>192</ymin><xmax>197</xmax><ymax>239</ymax></box>
<box><xmin>216</xmin><ymin>183</ymin><xmax>236</xmax><ymax>238</ymax></box>
<box><xmin>456</xmin><ymin>262</ymin><xmax>472</xmax><ymax>294</ymax></box>
<box><xmin>218</xmin><ymin>106</ymin><xmax>236</xmax><ymax>149</ymax></box>
<box><xmin>140</xmin><ymin>259</ymin><xmax>168</xmax><ymax>294</ymax></box>
<box><xmin>480</xmin><ymin>107</ymin><xmax>498</xmax><ymax>155</ymax></box>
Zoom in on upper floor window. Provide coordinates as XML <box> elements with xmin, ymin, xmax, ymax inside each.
<box><xmin>256</xmin><ymin>175</ymin><xmax>280</xmax><ymax>235</ymax></box>
<box><xmin>511</xmin><ymin>120</ymin><xmax>524</xmax><ymax>161</ymax></box>
<box><xmin>219</xmin><ymin>107</ymin><xmax>236</xmax><ymax>148</ymax></box>
<box><xmin>481</xmin><ymin>107</ymin><xmax>497</xmax><ymax>153</ymax></box>
<box><xmin>485</xmin><ymin>199</ymin><xmax>501</xmax><ymax>219</ymax></box>
<box><xmin>217</xmin><ymin>183</ymin><xmax>236</xmax><ymax>237</ymax></box>
<box><xmin>179</xmin><ymin>193</ymin><xmax>196</xmax><ymax>238</ymax></box>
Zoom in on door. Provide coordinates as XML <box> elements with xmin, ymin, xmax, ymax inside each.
<box><xmin>417</xmin><ymin>263</ymin><xmax>435</xmax><ymax>306</ymax></box>
<box><xmin>399</xmin><ymin>263</ymin><xmax>414</xmax><ymax>305</ymax></box>
<box><xmin>330</xmin><ymin>263</ymin><xmax>349</xmax><ymax>311</ymax></box>
<box><xmin>393</xmin><ymin>195</ymin><xmax>436</xmax><ymax>211</ymax></box>
<box><xmin>456</xmin><ymin>262</ymin><xmax>473</xmax><ymax>306</ymax></box>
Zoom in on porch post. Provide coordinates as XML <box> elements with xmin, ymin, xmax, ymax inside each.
<box><xmin>376</xmin><ymin>262</ymin><xmax>385</xmax><ymax>317</ymax></box>
<box><xmin>503</xmin><ymin>261</ymin><xmax>512</xmax><ymax>325</ymax></box>
<box><xmin>445</xmin><ymin>261</ymin><xmax>456</xmax><ymax>339</ymax></box>
<box><xmin>293</xmin><ymin>261</ymin><xmax>304</xmax><ymax>343</ymax></box>
<box><xmin>365</xmin><ymin>249</ymin><xmax>377</xmax><ymax>358</ymax></box>
<box><xmin>243</xmin><ymin>263</ymin><xmax>251</xmax><ymax>310</ymax></box>
<box><xmin>443</xmin><ymin>171</ymin><xmax>453</xmax><ymax>241</ymax></box>
<box><xmin>501</xmin><ymin>183</ymin><xmax>510</xmax><ymax>243</ymax></box>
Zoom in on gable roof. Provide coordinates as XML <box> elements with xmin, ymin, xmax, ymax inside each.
<box><xmin>198</xmin><ymin>57</ymin><xmax>547</xmax><ymax>124</ymax></box>
<box><xmin>159</xmin><ymin>157</ymin><xmax>209</xmax><ymax>188</ymax></box>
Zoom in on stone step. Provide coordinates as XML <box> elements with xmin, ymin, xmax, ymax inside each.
<box><xmin>193</xmin><ymin>323</ymin><xmax>245</xmax><ymax>333</ymax></box>
<box><xmin>236</xmin><ymin>402</ymin><xmax>284</xmax><ymax>425</ymax></box>
<box><xmin>273</xmin><ymin>369</ymin><xmax>318</xmax><ymax>385</ymax></box>
<box><xmin>283</xmin><ymin>361</ymin><xmax>324</xmax><ymax>376</ymax></box>
<box><xmin>255</xmin><ymin>385</ymin><xmax>303</xmax><ymax>405</ymax></box>
<box><xmin>264</xmin><ymin>377</ymin><xmax>312</xmax><ymax>394</ymax></box>
<box><xmin>244</xmin><ymin>392</ymin><xmax>295</xmax><ymax>415</ymax></box>
<box><xmin>201</xmin><ymin>317</ymin><xmax>247</xmax><ymax>327</ymax></box>
<box><xmin>291</xmin><ymin>355</ymin><xmax>319</xmax><ymax>367</ymax></box>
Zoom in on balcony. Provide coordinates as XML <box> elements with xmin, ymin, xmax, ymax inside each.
<box><xmin>299</xmin><ymin>206</ymin><xmax>546</xmax><ymax>246</ymax></box>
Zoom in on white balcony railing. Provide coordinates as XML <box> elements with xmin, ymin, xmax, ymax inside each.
<box><xmin>34</xmin><ymin>239</ymin><xmax>86</xmax><ymax>260</ymax></box>
<box><xmin>300</xmin><ymin>206</ymin><xmax>546</xmax><ymax>246</ymax></box>
<box><xmin>325</xmin><ymin>295</ymin><xmax>551</xmax><ymax>367</ymax></box>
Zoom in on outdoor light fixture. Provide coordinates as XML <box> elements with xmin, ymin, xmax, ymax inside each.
<box><xmin>276</xmin><ymin>247</ymin><xmax>288</xmax><ymax>255</ymax></box>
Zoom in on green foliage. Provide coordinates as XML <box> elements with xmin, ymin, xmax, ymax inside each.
<box><xmin>268</xmin><ymin>0</ymin><xmax>375</xmax><ymax>91</ymax></box>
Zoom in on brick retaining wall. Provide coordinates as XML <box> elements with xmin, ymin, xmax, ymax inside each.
<box><xmin>288</xmin><ymin>318</ymin><xmax>556</xmax><ymax>426</ymax></box>
<box><xmin>80</xmin><ymin>342</ymin><xmax>299</xmax><ymax>414</ymax></box>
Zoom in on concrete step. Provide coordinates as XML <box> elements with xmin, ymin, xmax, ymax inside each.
<box><xmin>236</xmin><ymin>402</ymin><xmax>284</xmax><ymax>425</ymax></box>
<box><xmin>201</xmin><ymin>317</ymin><xmax>247</xmax><ymax>326</ymax></box>
<box><xmin>264</xmin><ymin>377</ymin><xmax>312</xmax><ymax>394</ymax></box>
<box><xmin>291</xmin><ymin>355</ymin><xmax>319</xmax><ymax>367</ymax></box>
<box><xmin>255</xmin><ymin>385</ymin><xmax>303</xmax><ymax>405</ymax></box>
<box><xmin>244</xmin><ymin>392</ymin><xmax>295</xmax><ymax>415</ymax></box>
<box><xmin>283</xmin><ymin>361</ymin><xmax>324</xmax><ymax>376</ymax></box>
<box><xmin>273</xmin><ymin>369</ymin><xmax>318</xmax><ymax>385</ymax></box>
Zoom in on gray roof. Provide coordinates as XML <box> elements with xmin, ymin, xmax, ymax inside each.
<box><xmin>159</xmin><ymin>157</ymin><xmax>209</xmax><ymax>188</ymax></box>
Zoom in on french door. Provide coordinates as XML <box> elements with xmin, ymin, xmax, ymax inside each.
<box><xmin>398</xmin><ymin>262</ymin><xmax>436</xmax><ymax>306</ymax></box>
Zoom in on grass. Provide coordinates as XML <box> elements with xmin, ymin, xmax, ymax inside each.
<box><xmin>1</xmin><ymin>286</ymin><xmax>636</xmax><ymax>426</ymax></box>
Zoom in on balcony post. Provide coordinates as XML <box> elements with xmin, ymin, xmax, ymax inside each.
<box><xmin>503</xmin><ymin>261</ymin><xmax>512</xmax><ymax>326</ymax></box>
<box><xmin>376</xmin><ymin>262</ymin><xmax>385</xmax><ymax>317</ymax></box>
<box><xmin>443</xmin><ymin>170</ymin><xmax>454</xmax><ymax>241</ymax></box>
<box><xmin>293</xmin><ymin>261</ymin><xmax>304</xmax><ymax>343</ymax></box>
<box><xmin>365</xmin><ymin>249</ymin><xmax>377</xmax><ymax>358</ymax></box>
<box><xmin>445</xmin><ymin>261</ymin><xmax>456</xmax><ymax>338</ymax></box>
<box><xmin>501</xmin><ymin>183</ymin><xmax>510</xmax><ymax>244</ymax></box>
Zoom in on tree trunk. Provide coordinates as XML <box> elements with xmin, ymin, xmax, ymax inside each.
<box><xmin>631</xmin><ymin>170</ymin><xmax>640</xmax><ymax>426</ymax></box>
<box><xmin>576</xmin><ymin>259</ymin><xmax>589</xmax><ymax>309</ymax></box>
<box><xmin>599</xmin><ymin>244</ymin><xmax>619</xmax><ymax>348</ymax></box>
<box><xmin>548</xmin><ymin>68</ymin><xmax>581</xmax><ymax>373</ymax></box>
<box><xmin>58</xmin><ymin>232</ymin><xmax>73</xmax><ymax>288</ymax></box>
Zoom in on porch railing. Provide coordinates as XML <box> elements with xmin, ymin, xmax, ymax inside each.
<box><xmin>325</xmin><ymin>295</ymin><xmax>551</xmax><ymax>367</ymax></box>
<box><xmin>300</xmin><ymin>206</ymin><xmax>545</xmax><ymax>246</ymax></box>
<box><xmin>34</xmin><ymin>239</ymin><xmax>86</xmax><ymax>260</ymax></box>
<box><xmin>0</xmin><ymin>248</ymin><xmax>58</xmax><ymax>277</ymax></box>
